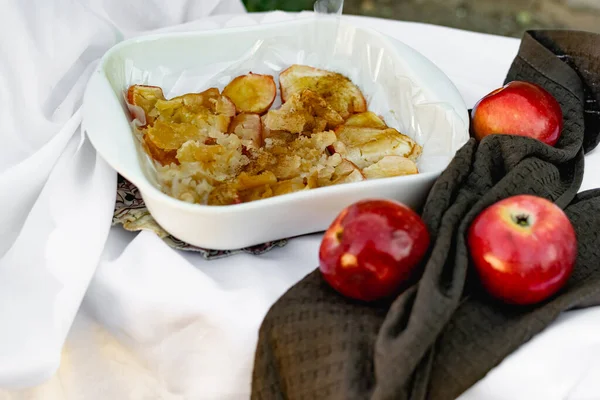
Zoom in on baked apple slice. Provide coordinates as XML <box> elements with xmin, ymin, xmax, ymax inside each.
<box><xmin>279</xmin><ymin>65</ymin><xmax>367</xmax><ymax>119</ymax></box>
<box><xmin>166</xmin><ymin>88</ymin><xmax>236</xmax><ymax>119</ymax></box>
<box><xmin>334</xmin><ymin>126</ymin><xmax>388</xmax><ymax>145</ymax></box>
<box><xmin>208</xmin><ymin>171</ymin><xmax>279</xmax><ymax>206</ymax></box>
<box><xmin>332</xmin><ymin>126</ymin><xmax>422</xmax><ymax>169</ymax></box>
<box><xmin>332</xmin><ymin>159</ymin><xmax>366</xmax><ymax>184</ymax></box>
<box><xmin>318</xmin><ymin>158</ymin><xmax>365</xmax><ymax>187</ymax></box>
<box><xmin>223</xmin><ymin>73</ymin><xmax>277</xmax><ymax>114</ymax></box>
<box><xmin>263</xmin><ymin>89</ymin><xmax>343</xmax><ymax>134</ymax></box>
<box><xmin>362</xmin><ymin>156</ymin><xmax>419</xmax><ymax>179</ymax></box>
<box><xmin>236</xmin><ymin>171</ymin><xmax>278</xmax><ymax>190</ymax></box>
<box><xmin>176</xmin><ymin>139</ymin><xmax>248</xmax><ymax>182</ymax></box>
<box><xmin>142</xmin><ymin>134</ymin><xmax>178</xmax><ymax>166</ymax></box>
<box><xmin>144</xmin><ymin>121</ymin><xmax>206</xmax><ymax>166</ymax></box>
<box><xmin>270</xmin><ymin>177</ymin><xmax>308</xmax><ymax>196</ymax></box>
<box><xmin>126</xmin><ymin>85</ymin><xmax>165</xmax><ymax>126</ymax></box>
<box><xmin>261</xmin><ymin>114</ymin><xmax>296</xmax><ymax>143</ymax></box>
<box><xmin>153</xmin><ymin>88</ymin><xmax>236</xmax><ymax>134</ymax></box>
<box><xmin>237</xmin><ymin>176</ymin><xmax>308</xmax><ymax>203</ymax></box>
<box><xmin>142</xmin><ymin>87</ymin><xmax>240</xmax><ymax>166</ymax></box>
<box><xmin>235</xmin><ymin>171</ymin><xmax>281</xmax><ymax>203</ymax></box>
<box><xmin>344</xmin><ymin>111</ymin><xmax>387</xmax><ymax>129</ymax></box>
<box><xmin>229</xmin><ymin>113</ymin><xmax>263</xmax><ymax>149</ymax></box>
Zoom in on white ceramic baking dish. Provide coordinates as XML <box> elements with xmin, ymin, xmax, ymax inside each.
<box><xmin>83</xmin><ymin>16</ymin><xmax>469</xmax><ymax>250</ymax></box>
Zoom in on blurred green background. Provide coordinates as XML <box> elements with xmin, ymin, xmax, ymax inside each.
<box><xmin>241</xmin><ymin>0</ymin><xmax>600</xmax><ymax>38</ymax></box>
<box><xmin>243</xmin><ymin>0</ymin><xmax>313</xmax><ymax>12</ymax></box>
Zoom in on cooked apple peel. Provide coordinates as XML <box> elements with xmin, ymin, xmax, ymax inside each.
<box><xmin>223</xmin><ymin>73</ymin><xmax>277</xmax><ymax>114</ymax></box>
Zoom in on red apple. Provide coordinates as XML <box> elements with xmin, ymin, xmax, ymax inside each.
<box><xmin>468</xmin><ymin>195</ymin><xmax>577</xmax><ymax>305</ymax></box>
<box><xmin>319</xmin><ymin>199</ymin><xmax>430</xmax><ymax>302</ymax></box>
<box><xmin>471</xmin><ymin>81</ymin><xmax>563</xmax><ymax>146</ymax></box>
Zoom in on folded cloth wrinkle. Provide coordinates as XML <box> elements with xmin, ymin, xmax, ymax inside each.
<box><xmin>251</xmin><ymin>30</ymin><xmax>600</xmax><ymax>400</ymax></box>
<box><xmin>0</xmin><ymin>0</ymin><xmax>249</xmax><ymax>393</ymax></box>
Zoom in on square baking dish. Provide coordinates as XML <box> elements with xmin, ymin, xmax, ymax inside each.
<box><xmin>83</xmin><ymin>16</ymin><xmax>470</xmax><ymax>250</ymax></box>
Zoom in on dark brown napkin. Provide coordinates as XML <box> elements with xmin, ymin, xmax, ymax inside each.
<box><xmin>250</xmin><ymin>30</ymin><xmax>600</xmax><ymax>400</ymax></box>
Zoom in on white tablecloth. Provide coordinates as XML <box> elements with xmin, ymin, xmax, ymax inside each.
<box><xmin>2</xmin><ymin>2</ymin><xmax>600</xmax><ymax>399</ymax></box>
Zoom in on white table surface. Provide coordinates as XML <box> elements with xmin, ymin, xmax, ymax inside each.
<box><xmin>2</xmin><ymin>3</ymin><xmax>600</xmax><ymax>400</ymax></box>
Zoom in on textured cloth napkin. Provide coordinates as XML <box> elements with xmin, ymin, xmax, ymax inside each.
<box><xmin>251</xmin><ymin>30</ymin><xmax>600</xmax><ymax>400</ymax></box>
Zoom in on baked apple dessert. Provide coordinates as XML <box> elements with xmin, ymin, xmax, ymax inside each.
<box><xmin>126</xmin><ymin>64</ymin><xmax>422</xmax><ymax>206</ymax></box>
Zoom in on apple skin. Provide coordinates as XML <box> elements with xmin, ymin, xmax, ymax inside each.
<box><xmin>471</xmin><ymin>81</ymin><xmax>563</xmax><ymax>146</ymax></box>
<box><xmin>468</xmin><ymin>195</ymin><xmax>577</xmax><ymax>306</ymax></box>
<box><xmin>319</xmin><ymin>199</ymin><xmax>430</xmax><ymax>302</ymax></box>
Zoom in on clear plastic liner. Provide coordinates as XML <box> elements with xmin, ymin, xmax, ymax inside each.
<box><xmin>124</xmin><ymin>14</ymin><xmax>468</xmax><ymax>177</ymax></box>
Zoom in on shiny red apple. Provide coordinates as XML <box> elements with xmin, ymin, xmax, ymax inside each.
<box><xmin>471</xmin><ymin>81</ymin><xmax>563</xmax><ymax>146</ymax></box>
<box><xmin>468</xmin><ymin>194</ymin><xmax>577</xmax><ymax>305</ymax></box>
<box><xmin>319</xmin><ymin>199</ymin><xmax>430</xmax><ymax>302</ymax></box>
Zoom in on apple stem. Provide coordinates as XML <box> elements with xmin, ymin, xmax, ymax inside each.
<box><xmin>512</xmin><ymin>214</ymin><xmax>530</xmax><ymax>227</ymax></box>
